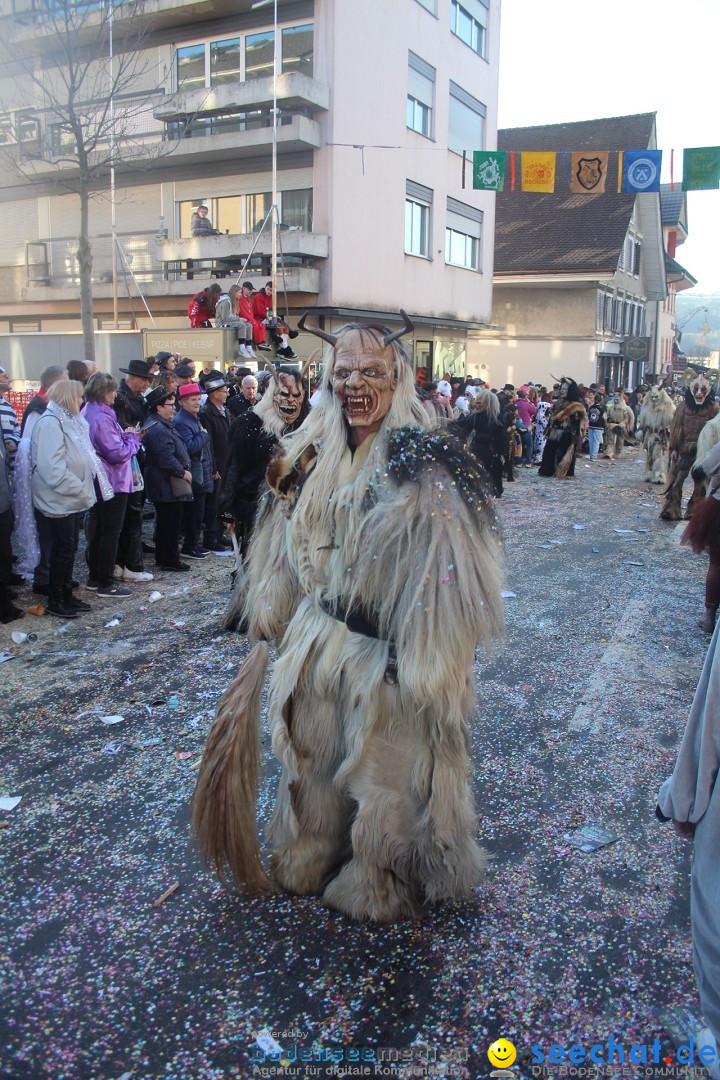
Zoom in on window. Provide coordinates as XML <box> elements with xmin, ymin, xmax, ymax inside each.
<box><xmin>633</xmin><ymin>241</ymin><xmax>641</xmax><ymax>276</ymax></box>
<box><xmin>281</xmin><ymin>189</ymin><xmax>313</xmax><ymax>231</ymax></box>
<box><xmin>448</xmin><ymin>82</ymin><xmax>486</xmax><ymax>156</ymax></box>
<box><xmin>405</xmin><ymin>181</ymin><xmax>432</xmax><ymax>258</ymax></box>
<box><xmin>177</xmin><ymin>43</ymin><xmax>207</xmax><ymax>91</ymax></box>
<box><xmin>282</xmin><ymin>24</ymin><xmax>313</xmax><ymax>77</ymax></box>
<box><xmin>176</xmin><ymin>25</ymin><xmax>313</xmax><ymax>89</ymax></box>
<box><xmin>246</xmin><ymin>30</ymin><xmax>275</xmax><ymax>80</ymax></box>
<box><xmin>445</xmin><ymin>198</ymin><xmax>482</xmax><ymax>270</ymax></box>
<box><xmin>407</xmin><ymin>53</ymin><xmax>435</xmax><ymax>139</ymax></box>
<box><xmin>450</xmin><ymin>0</ymin><xmax>488</xmax><ymax>58</ymax></box>
<box><xmin>210</xmin><ymin>37</ymin><xmax>240</xmax><ymax>86</ymax></box>
<box><xmin>0</xmin><ymin>114</ymin><xmax>14</xmax><ymax>145</ymax></box>
<box><xmin>178</xmin><ymin>190</ymin><xmax>312</xmax><ymax>237</ymax></box>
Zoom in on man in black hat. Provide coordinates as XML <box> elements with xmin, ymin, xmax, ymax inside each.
<box><xmin>115</xmin><ymin>359</ymin><xmax>153</xmax><ymax>429</ymax></box>
<box><xmin>114</xmin><ymin>359</ymin><xmax>153</xmax><ymax>572</ymax></box>
<box><xmin>199</xmin><ymin>372</ymin><xmax>232</xmax><ymax>552</ymax></box>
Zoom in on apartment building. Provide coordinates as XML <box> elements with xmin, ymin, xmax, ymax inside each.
<box><xmin>0</xmin><ymin>0</ymin><xmax>500</xmax><ymax>376</ymax></box>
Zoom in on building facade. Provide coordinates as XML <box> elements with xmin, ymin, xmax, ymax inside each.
<box><xmin>0</xmin><ymin>0</ymin><xmax>500</xmax><ymax>376</ymax></box>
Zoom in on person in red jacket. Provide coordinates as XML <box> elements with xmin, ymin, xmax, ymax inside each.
<box><xmin>187</xmin><ymin>284</ymin><xmax>222</xmax><ymax>328</ymax></box>
<box><xmin>251</xmin><ymin>281</ymin><xmax>298</xmax><ymax>359</ymax></box>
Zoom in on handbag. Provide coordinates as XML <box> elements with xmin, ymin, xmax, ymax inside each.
<box><xmin>170</xmin><ymin>474</ymin><xmax>193</xmax><ymax>498</ymax></box>
<box><xmin>131</xmin><ymin>454</ymin><xmax>144</xmax><ymax>493</ymax></box>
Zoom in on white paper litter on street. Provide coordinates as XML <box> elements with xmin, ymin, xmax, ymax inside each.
<box><xmin>0</xmin><ymin>796</ymin><xmax>22</xmax><ymax>811</ymax></box>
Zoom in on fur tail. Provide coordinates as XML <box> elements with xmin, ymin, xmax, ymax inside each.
<box><xmin>554</xmin><ymin>444</ymin><xmax>575</xmax><ymax>479</ymax></box>
<box><xmin>220</xmin><ymin>531</ymin><xmax>248</xmax><ymax>632</ymax></box>
<box><xmin>191</xmin><ymin>641</ymin><xmax>274</xmax><ymax>893</ymax></box>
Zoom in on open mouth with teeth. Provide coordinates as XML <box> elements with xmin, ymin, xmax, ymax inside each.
<box><xmin>343</xmin><ymin>394</ymin><xmax>375</xmax><ymax>418</ymax></box>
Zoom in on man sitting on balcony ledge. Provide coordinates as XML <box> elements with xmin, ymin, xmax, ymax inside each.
<box><xmin>191</xmin><ymin>205</ymin><xmax>219</xmax><ymax>237</ymax></box>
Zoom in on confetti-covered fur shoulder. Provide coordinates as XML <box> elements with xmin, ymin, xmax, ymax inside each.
<box><xmin>386</xmin><ymin>424</ymin><xmax>498</xmax><ymax>519</ymax></box>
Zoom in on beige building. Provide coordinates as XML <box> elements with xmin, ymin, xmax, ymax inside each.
<box><xmin>469</xmin><ymin>113</ymin><xmax>671</xmax><ymax>390</ymax></box>
<box><xmin>0</xmin><ymin>0</ymin><xmax>501</xmax><ymax>374</ymax></box>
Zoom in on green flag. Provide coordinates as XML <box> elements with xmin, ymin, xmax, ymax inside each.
<box><xmin>473</xmin><ymin>151</ymin><xmax>505</xmax><ymax>191</ymax></box>
<box><xmin>682</xmin><ymin>146</ymin><xmax>720</xmax><ymax>191</ymax></box>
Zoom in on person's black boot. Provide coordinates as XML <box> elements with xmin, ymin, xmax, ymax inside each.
<box><xmin>699</xmin><ymin>605</ymin><xmax>718</xmax><ymax>634</ymax></box>
<box><xmin>64</xmin><ymin>589</ymin><xmax>91</xmax><ymax>613</ymax></box>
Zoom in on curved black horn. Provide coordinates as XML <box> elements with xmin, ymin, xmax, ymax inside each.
<box><xmin>384</xmin><ymin>309</ymin><xmax>415</xmax><ymax>346</ymax></box>
<box><xmin>297</xmin><ymin>311</ymin><xmax>338</xmax><ymax>347</ymax></box>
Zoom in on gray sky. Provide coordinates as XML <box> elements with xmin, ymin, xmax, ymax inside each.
<box><xmin>497</xmin><ymin>0</ymin><xmax>720</xmax><ymax>294</ymax></box>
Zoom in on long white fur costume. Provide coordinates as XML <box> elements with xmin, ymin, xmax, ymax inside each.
<box><xmin>638</xmin><ymin>386</ymin><xmax>675</xmax><ymax>484</ymax></box>
<box><xmin>194</xmin><ymin>324</ymin><xmax>504</xmax><ymax>923</ymax></box>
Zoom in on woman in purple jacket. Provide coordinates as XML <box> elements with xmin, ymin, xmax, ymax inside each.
<box><xmin>81</xmin><ymin>372</ymin><xmax>141</xmax><ymax>597</ymax></box>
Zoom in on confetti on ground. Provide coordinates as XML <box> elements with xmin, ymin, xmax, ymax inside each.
<box><xmin>0</xmin><ymin>457</ymin><xmax>708</xmax><ymax>1078</ymax></box>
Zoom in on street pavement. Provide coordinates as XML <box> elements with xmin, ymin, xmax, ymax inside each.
<box><xmin>0</xmin><ymin>451</ymin><xmax>712</xmax><ymax>1080</ymax></box>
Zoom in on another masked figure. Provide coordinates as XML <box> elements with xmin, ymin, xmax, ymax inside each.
<box><xmin>638</xmin><ymin>385</ymin><xmax>675</xmax><ymax>484</ymax></box>
<box><xmin>538</xmin><ymin>377</ymin><xmax>587</xmax><ymax>478</ymax></box>
<box><xmin>661</xmin><ymin>369</ymin><xmax>719</xmax><ymax>521</ymax></box>
<box><xmin>604</xmin><ymin>392</ymin><xmax>635</xmax><ymax>459</ymax></box>
<box><xmin>193</xmin><ymin>314</ymin><xmax>504</xmax><ymax>923</ymax></box>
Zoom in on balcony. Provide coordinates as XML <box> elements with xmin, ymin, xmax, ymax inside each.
<box><xmin>160</xmin><ymin>112</ymin><xmax>321</xmax><ymax>167</ymax></box>
<box><xmin>155</xmin><ymin>73</ymin><xmax>329</xmax><ymax>123</ymax></box>
<box><xmin>23</xmin><ymin>230</ymin><xmax>322</xmax><ymax>300</ymax></box>
<box><xmin>2</xmin><ymin>0</ymin><xmax>311</xmax><ymax>47</ymax></box>
<box><xmin>157</xmin><ymin>230</ymin><xmax>328</xmax><ymax>264</ymax></box>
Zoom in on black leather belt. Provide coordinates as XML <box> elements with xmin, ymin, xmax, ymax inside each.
<box><xmin>319</xmin><ymin>598</ymin><xmax>398</xmax><ymax>684</ymax></box>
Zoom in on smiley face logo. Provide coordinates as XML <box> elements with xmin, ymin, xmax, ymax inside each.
<box><xmin>488</xmin><ymin>1039</ymin><xmax>517</xmax><ymax>1068</ymax></box>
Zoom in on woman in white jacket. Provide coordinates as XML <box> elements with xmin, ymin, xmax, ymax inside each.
<box><xmin>31</xmin><ymin>379</ymin><xmax>109</xmax><ymax>619</ymax></box>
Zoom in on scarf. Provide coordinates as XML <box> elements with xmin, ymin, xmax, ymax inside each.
<box><xmin>46</xmin><ymin>401</ymin><xmax>115</xmax><ymax>502</ymax></box>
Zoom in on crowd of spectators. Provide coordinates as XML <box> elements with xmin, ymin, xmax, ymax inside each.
<box><xmin>0</xmin><ymin>352</ymin><xmax>293</xmax><ymax>623</ymax></box>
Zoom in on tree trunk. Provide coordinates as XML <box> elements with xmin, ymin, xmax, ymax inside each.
<box><xmin>76</xmin><ymin>184</ymin><xmax>95</xmax><ymax>366</ymax></box>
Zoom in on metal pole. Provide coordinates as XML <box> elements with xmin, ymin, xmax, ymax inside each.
<box><xmin>271</xmin><ymin>0</ymin><xmax>278</xmax><ymax>317</ymax></box>
<box><xmin>108</xmin><ymin>0</ymin><xmax>118</xmax><ymax>328</ymax></box>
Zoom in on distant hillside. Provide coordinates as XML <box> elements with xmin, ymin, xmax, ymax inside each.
<box><xmin>675</xmin><ymin>292</ymin><xmax>720</xmax><ymax>358</ymax></box>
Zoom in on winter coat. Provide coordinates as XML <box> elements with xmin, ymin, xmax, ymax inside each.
<box><xmin>191</xmin><ymin>212</ymin><xmax>218</xmax><ymax>236</ymax></box>
<box><xmin>515</xmin><ymin>398</ymin><xmax>537</xmax><ymax>426</ymax></box>
<box><xmin>31</xmin><ymin>404</ymin><xmax>96</xmax><ymax>517</ymax></box>
<box><xmin>141</xmin><ymin>414</ymin><xmax>192</xmax><ymax>504</ymax></box>
<box><xmin>114</xmin><ymin>380</ymin><xmax>149</xmax><ymax>431</ymax></box>
<box><xmin>81</xmin><ymin>401</ymin><xmax>140</xmax><ymax>494</ymax></box>
<box><xmin>221</xmin><ymin>410</ymin><xmax>278</xmax><ymax>528</ymax></box>
<box><xmin>20</xmin><ymin>391</ymin><xmax>48</xmax><ymax>436</ymax></box>
<box><xmin>199</xmin><ymin>400</ymin><xmax>230</xmax><ymax>478</ymax></box>
<box><xmin>173</xmin><ymin>407</ymin><xmax>214</xmax><ymax>494</ymax></box>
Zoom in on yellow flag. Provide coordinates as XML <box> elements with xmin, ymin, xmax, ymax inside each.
<box><xmin>521</xmin><ymin>152</ymin><xmax>556</xmax><ymax>192</ymax></box>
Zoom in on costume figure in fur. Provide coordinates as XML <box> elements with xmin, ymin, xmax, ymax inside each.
<box><xmin>690</xmin><ymin>411</ymin><xmax>720</xmax><ymax>506</ymax></box>
<box><xmin>220</xmin><ymin>365</ymin><xmax>309</xmax><ymax>630</ymax></box>
<box><xmin>660</xmin><ymin>369</ymin><xmax>719</xmax><ymax>521</ymax></box>
<box><xmin>638</xmin><ymin>385</ymin><xmax>675</xmax><ymax>484</ymax></box>
<box><xmin>538</xmin><ymin>377</ymin><xmax>587</xmax><ymax>478</ymax></box>
<box><xmin>604</xmin><ymin>392</ymin><xmax>635</xmax><ymax>459</ymax></box>
<box><xmin>683</xmin><ymin>442</ymin><xmax>720</xmax><ymax>634</ymax></box>
<box><xmin>193</xmin><ymin>312</ymin><xmax>505</xmax><ymax>923</ymax></box>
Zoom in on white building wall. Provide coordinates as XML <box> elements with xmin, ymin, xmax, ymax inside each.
<box><xmin>467</xmin><ymin>335</ymin><xmax>598</xmax><ymax>390</ymax></box>
<box><xmin>314</xmin><ymin>0</ymin><xmax>499</xmax><ymax>321</ymax></box>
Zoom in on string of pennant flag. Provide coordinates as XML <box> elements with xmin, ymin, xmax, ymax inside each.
<box><xmin>468</xmin><ymin>147</ymin><xmax>720</xmax><ymax>193</ymax></box>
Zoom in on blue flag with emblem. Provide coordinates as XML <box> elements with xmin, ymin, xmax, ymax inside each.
<box><xmin>621</xmin><ymin>150</ymin><xmax>662</xmax><ymax>193</ymax></box>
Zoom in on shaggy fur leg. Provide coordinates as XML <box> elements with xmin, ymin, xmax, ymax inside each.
<box><xmin>266</xmin><ymin>680</ymin><xmax>352</xmax><ymax>895</ymax></box>
<box><xmin>661</xmin><ymin>458</ymin><xmax>691</xmax><ymax>520</ymax></box>
<box><xmin>646</xmin><ymin>439</ymin><xmax>666</xmax><ymax>484</ymax></box>
<box><xmin>322</xmin><ymin>694</ymin><xmax>487</xmax><ymax>923</ymax></box>
<box><xmin>686</xmin><ymin>477</ymin><xmax>707</xmax><ymax>520</ymax></box>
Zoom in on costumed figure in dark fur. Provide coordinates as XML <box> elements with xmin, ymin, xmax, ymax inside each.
<box><xmin>220</xmin><ymin>364</ymin><xmax>310</xmax><ymax>630</ymax></box>
<box><xmin>660</xmin><ymin>368</ymin><xmax>719</xmax><ymax>521</ymax></box>
<box><xmin>682</xmin><ymin>442</ymin><xmax>720</xmax><ymax>633</ymax></box>
<box><xmin>192</xmin><ymin>312</ymin><xmax>505</xmax><ymax>923</ymax></box>
<box><xmin>538</xmin><ymin>377</ymin><xmax>587</xmax><ymax>478</ymax></box>
<box><xmin>458</xmin><ymin>387</ymin><xmax>506</xmax><ymax>496</ymax></box>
